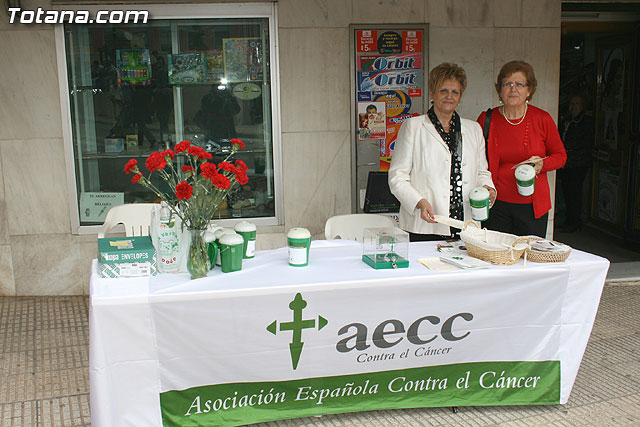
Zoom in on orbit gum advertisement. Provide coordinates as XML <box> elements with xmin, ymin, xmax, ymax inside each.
<box><xmin>355</xmin><ymin>30</ymin><xmax>424</xmax><ymax>170</ymax></box>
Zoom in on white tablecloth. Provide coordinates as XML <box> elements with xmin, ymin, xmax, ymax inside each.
<box><xmin>90</xmin><ymin>240</ymin><xmax>609</xmax><ymax>426</ymax></box>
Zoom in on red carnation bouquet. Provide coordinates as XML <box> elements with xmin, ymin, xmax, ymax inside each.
<box><xmin>124</xmin><ymin>138</ymin><xmax>248</xmax><ymax>230</ymax></box>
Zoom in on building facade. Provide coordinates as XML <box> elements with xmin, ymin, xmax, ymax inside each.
<box><xmin>0</xmin><ymin>0</ymin><xmax>563</xmax><ymax>295</ymax></box>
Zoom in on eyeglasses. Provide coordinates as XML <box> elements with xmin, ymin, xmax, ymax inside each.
<box><xmin>502</xmin><ymin>82</ymin><xmax>529</xmax><ymax>89</ymax></box>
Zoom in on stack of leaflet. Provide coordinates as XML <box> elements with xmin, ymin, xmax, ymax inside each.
<box><xmin>526</xmin><ymin>238</ymin><xmax>572</xmax><ymax>263</ymax></box>
<box><xmin>439</xmin><ymin>254</ymin><xmax>491</xmax><ymax>269</ymax></box>
<box><xmin>436</xmin><ymin>240</ymin><xmax>491</xmax><ymax>269</ymax></box>
<box><xmin>529</xmin><ymin>239</ymin><xmax>570</xmax><ymax>253</ymax></box>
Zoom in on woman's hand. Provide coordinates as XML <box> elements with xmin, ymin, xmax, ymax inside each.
<box><xmin>520</xmin><ymin>156</ymin><xmax>545</xmax><ymax>174</ymax></box>
<box><xmin>416</xmin><ymin>199</ymin><xmax>437</xmax><ymax>223</ymax></box>
<box><xmin>483</xmin><ymin>186</ymin><xmax>497</xmax><ymax>207</ymax></box>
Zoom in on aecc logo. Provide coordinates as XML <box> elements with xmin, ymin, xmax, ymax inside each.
<box><xmin>267</xmin><ymin>293</ymin><xmax>473</xmax><ymax>369</ymax></box>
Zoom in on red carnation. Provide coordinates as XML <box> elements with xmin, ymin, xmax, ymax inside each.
<box><xmin>131</xmin><ymin>173</ymin><xmax>143</xmax><ymax>183</ymax></box>
<box><xmin>230</xmin><ymin>138</ymin><xmax>245</xmax><ymax>150</ymax></box>
<box><xmin>211</xmin><ymin>174</ymin><xmax>230</xmax><ymax>190</ymax></box>
<box><xmin>175</xmin><ymin>181</ymin><xmax>193</xmax><ymax>200</ymax></box>
<box><xmin>145</xmin><ymin>152</ymin><xmax>167</xmax><ymax>172</ymax></box>
<box><xmin>175</xmin><ymin>140</ymin><xmax>191</xmax><ymax>153</ymax></box>
<box><xmin>200</xmin><ymin>162</ymin><xmax>218</xmax><ymax>180</ymax></box>
<box><xmin>124</xmin><ymin>158</ymin><xmax>138</xmax><ymax>174</ymax></box>
<box><xmin>235</xmin><ymin>171</ymin><xmax>249</xmax><ymax>185</ymax></box>
<box><xmin>218</xmin><ymin>161</ymin><xmax>234</xmax><ymax>172</ymax></box>
<box><xmin>182</xmin><ymin>165</ymin><xmax>194</xmax><ymax>173</ymax></box>
<box><xmin>161</xmin><ymin>149</ymin><xmax>175</xmax><ymax>160</ymax></box>
<box><xmin>235</xmin><ymin>159</ymin><xmax>248</xmax><ymax>172</ymax></box>
<box><xmin>187</xmin><ymin>146</ymin><xmax>213</xmax><ymax>160</ymax></box>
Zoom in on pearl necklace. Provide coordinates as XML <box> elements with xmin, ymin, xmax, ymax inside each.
<box><xmin>500</xmin><ymin>103</ymin><xmax>528</xmax><ymax>126</ymax></box>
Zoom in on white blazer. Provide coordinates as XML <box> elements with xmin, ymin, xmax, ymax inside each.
<box><xmin>388</xmin><ymin>114</ymin><xmax>495</xmax><ymax>236</ymax></box>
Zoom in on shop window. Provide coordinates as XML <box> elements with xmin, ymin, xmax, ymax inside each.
<box><xmin>58</xmin><ymin>5</ymin><xmax>280</xmax><ymax>231</ymax></box>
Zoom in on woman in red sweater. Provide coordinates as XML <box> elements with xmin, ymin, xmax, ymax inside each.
<box><xmin>478</xmin><ymin>61</ymin><xmax>566</xmax><ymax>237</ymax></box>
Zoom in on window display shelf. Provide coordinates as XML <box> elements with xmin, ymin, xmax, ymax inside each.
<box><xmin>80</xmin><ymin>148</ymin><xmax>266</xmax><ymax>161</ymax></box>
<box><xmin>62</xmin><ymin>12</ymin><xmax>278</xmax><ymax>229</ymax></box>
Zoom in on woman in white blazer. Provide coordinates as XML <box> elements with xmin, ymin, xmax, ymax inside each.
<box><xmin>388</xmin><ymin>62</ymin><xmax>496</xmax><ymax>241</ymax></box>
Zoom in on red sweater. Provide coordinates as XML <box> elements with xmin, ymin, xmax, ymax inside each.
<box><xmin>477</xmin><ymin>105</ymin><xmax>566</xmax><ymax>218</ymax></box>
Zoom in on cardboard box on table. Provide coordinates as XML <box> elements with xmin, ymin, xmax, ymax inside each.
<box><xmin>98</xmin><ymin>236</ymin><xmax>157</xmax><ymax>278</ymax></box>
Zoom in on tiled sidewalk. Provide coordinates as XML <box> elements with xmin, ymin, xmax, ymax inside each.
<box><xmin>0</xmin><ymin>297</ymin><xmax>89</xmax><ymax>426</ymax></box>
<box><xmin>1</xmin><ymin>283</ymin><xmax>638</xmax><ymax>426</ymax></box>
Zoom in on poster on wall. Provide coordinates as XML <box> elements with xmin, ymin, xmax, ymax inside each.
<box><xmin>357</xmin><ymin>69</ymin><xmax>422</xmax><ymax>92</ymax></box>
<box><xmin>375</xmin><ymin>90</ymin><xmax>420</xmax><ymax>171</ymax></box>
<box><xmin>223</xmin><ymin>38</ymin><xmax>263</xmax><ymax>82</ymax></box>
<box><xmin>167</xmin><ymin>53</ymin><xmax>207</xmax><ymax>85</ymax></box>
<box><xmin>354</xmin><ymin>30</ymin><xmax>425</xmax><ymax>170</ymax></box>
<box><xmin>357</xmin><ymin>101</ymin><xmax>386</xmax><ymax>140</ymax></box>
<box><xmin>358</xmin><ymin>53</ymin><xmax>422</xmax><ymax>72</ymax></box>
<box><xmin>116</xmin><ymin>49</ymin><xmax>151</xmax><ymax>86</ymax></box>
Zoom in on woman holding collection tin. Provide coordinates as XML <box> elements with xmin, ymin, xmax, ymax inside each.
<box><xmin>477</xmin><ymin>60</ymin><xmax>566</xmax><ymax>237</ymax></box>
<box><xmin>389</xmin><ymin>62</ymin><xmax>496</xmax><ymax>242</ymax></box>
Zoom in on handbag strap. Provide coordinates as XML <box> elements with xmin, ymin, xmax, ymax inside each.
<box><xmin>483</xmin><ymin>107</ymin><xmax>492</xmax><ymax>159</ymax></box>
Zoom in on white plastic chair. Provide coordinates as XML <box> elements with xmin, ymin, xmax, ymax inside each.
<box><xmin>324</xmin><ymin>214</ymin><xmax>397</xmax><ymax>242</ymax></box>
<box><xmin>98</xmin><ymin>203</ymin><xmax>156</xmax><ymax>238</ymax></box>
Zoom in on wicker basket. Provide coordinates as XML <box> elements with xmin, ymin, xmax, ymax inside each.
<box><xmin>525</xmin><ymin>238</ymin><xmax>571</xmax><ymax>263</ymax></box>
<box><xmin>459</xmin><ymin>221</ymin><xmax>529</xmax><ymax>265</ymax></box>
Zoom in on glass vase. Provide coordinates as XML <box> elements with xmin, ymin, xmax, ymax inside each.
<box><xmin>187</xmin><ymin>228</ymin><xmax>210</xmax><ymax>279</ymax></box>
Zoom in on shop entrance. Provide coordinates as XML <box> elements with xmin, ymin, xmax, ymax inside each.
<box><xmin>557</xmin><ymin>4</ymin><xmax>640</xmax><ymax>264</ymax></box>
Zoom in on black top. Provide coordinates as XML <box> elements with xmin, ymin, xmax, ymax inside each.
<box><xmin>427</xmin><ymin>107</ymin><xmax>463</xmax><ymax>230</ymax></box>
<box><xmin>558</xmin><ymin>112</ymin><xmax>594</xmax><ymax>169</ymax></box>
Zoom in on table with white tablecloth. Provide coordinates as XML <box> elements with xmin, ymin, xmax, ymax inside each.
<box><xmin>89</xmin><ymin>240</ymin><xmax>609</xmax><ymax>427</ymax></box>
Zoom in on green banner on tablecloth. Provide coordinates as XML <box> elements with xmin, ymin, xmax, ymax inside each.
<box><xmin>160</xmin><ymin>360</ymin><xmax>560</xmax><ymax>427</ymax></box>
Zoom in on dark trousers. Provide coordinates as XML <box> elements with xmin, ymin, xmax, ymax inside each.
<box><xmin>483</xmin><ymin>200</ymin><xmax>548</xmax><ymax>237</ymax></box>
<box><xmin>558</xmin><ymin>167</ymin><xmax>589</xmax><ymax>228</ymax></box>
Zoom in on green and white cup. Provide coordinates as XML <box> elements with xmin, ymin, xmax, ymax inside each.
<box><xmin>234</xmin><ymin>221</ymin><xmax>256</xmax><ymax>259</ymax></box>
<box><xmin>219</xmin><ymin>233</ymin><xmax>244</xmax><ymax>273</ymax></box>
<box><xmin>515</xmin><ymin>164</ymin><xmax>536</xmax><ymax>196</ymax></box>
<box><xmin>469</xmin><ymin>187</ymin><xmax>490</xmax><ymax>221</ymax></box>
<box><xmin>207</xmin><ymin>223</ymin><xmax>222</xmax><ymax>233</ymax></box>
<box><xmin>214</xmin><ymin>228</ymin><xmax>236</xmax><ymax>266</ymax></box>
<box><xmin>204</xmin><ymin>230</ymin><xmax>218</xmax><ymax>271</ymax></box>
<box><xmin>287</xmin><ymin>228</ymin><xmax>311</xmax><ymax>267</ymax></box>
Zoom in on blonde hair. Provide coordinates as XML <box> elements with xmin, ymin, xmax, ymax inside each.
<box><xmin>428</xmin><ymin>62</ymin><xmax>467</xmax><ymax>95</ymax></box>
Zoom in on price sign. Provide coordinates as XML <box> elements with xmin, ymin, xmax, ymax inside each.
<box><xmin>403</xmin><ymin>30</ymin><xmax>422</xmax><ymax>53</ymax></box>
<box><xmin>357</xmin><ymin>30</ymin><xmax>377</xmax><ymax>53</ymax></box>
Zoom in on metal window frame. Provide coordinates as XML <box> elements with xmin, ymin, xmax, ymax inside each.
<box><xmin>54</xmin><ymin>2</ymin><xmax>283</xmax><ymax>234</ymax></box>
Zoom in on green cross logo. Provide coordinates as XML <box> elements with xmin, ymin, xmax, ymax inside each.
<box><xmin>267</xmin><ymin>293</ymin><xmax>327</xmax><ymax>370</ymax></box>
